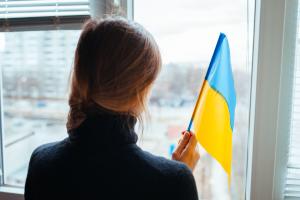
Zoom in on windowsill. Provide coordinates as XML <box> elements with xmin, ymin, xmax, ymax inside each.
<box><xmin>0</xmin><ymin>185</ymin><xmax>24</xmax><ymax>200</ymax></box>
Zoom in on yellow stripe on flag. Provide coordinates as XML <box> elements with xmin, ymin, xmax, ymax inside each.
<box><xmin>193</xmin><ymin>80</ymin><xmax>232</xmax><ymax>177</ymax></box>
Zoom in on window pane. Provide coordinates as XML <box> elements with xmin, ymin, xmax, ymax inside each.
<box><xmin>0</xmin><ymin>30</ymin><xmax>80</xmax><ymax>186</ymax></box>
<box><xmin>135</xmin><ymin>0</ymin><xmax>251</xmax><ymax>199</ymax></box>
<box><xmin>0</xmin><ymin>2</ymin><xmax>252</xmax><ymax>198</ymax></box>
<box><xmin>0</xmin><ymin>1</ymin><xmax>129</xmax><ymax>188</ymax></box>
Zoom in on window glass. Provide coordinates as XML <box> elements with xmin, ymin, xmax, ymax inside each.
<box><xmin>0</xmin><ymin>1</ymin><xmax>252</xmax><ymax>199</ymax></box>
<box><xmin>135</xmin><ymin>0</ymin><xmax>251</xmax><ymax>199</ymax></box>
<box><xmin>0</xmin><ymin>30</ymin><xmax>80</xmax><ymax>186</ymax></box>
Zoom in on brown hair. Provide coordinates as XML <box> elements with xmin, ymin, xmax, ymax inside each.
<box><xmin>67</xmin><ymin>18</ymin><xmax>162</xmax><ymax>131</ymax></box>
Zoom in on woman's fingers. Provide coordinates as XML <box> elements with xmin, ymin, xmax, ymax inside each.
<box><xmin>172</xmin><ymin>131</ymin><xmax>190</xmax><ymax>160</ymax></box>
<box><xmin>176</xmin><ymin>131</ymin><xmax>190</xmax><ymax>152</ymax></box>
<box><xmin>172</xmin><ymin>131</ymin><xmax>200</xmax><ymax>171</ymax></box>
<box><xmin>186</xmin><ymin>133</ymin><xmax>197</xmax><ymax>149</ymax></box>
<box><xmin>182</xmin><ymin>134</ymin><xmax>197</xmax><ymax>155</ymax></box>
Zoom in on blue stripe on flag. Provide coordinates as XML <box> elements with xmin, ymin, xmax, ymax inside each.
<box><xmin>205</xmin><ymin>33</ymin><xmax>236</xmax><ymax>130</ymax></box>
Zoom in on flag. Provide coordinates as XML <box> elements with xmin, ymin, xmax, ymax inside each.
<box><xmin>187</xmin><ymin>33</ymin><xmax>236</xmax><ymax>181</ymax></box>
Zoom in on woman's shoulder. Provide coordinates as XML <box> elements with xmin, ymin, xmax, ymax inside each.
<box><xmin>131</xmin><ymin>146</ymin><xmax>195</xmax><ymax>181</ymax></box>
<box><xmin>132</xmin><ymin>147</ymin><xmax>198</xmax><ymax>199</ymax></box>
<box><xmin>29</xmin><ymin>138</ymin><xmax>70</xmax><ymax>167</ymax></box>
<box><xmin>138</xmin><ymin>148</ymin><xmax>191</xmax><ymax>174</ymax></box>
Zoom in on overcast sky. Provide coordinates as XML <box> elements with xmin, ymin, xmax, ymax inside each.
<box><xmin>0</xmin><ymin>0</ymin><xmax>249</xmax><ymax>69</ymax></box>
<box><xmin>135</xmin><ymin>0</ymin><xmax>248</xmax><ymax>69</ymax></box>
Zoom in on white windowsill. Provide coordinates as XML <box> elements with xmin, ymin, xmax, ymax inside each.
<box><xmin>0</xmin><ymin>186</ymin><xmax>24</xmax><ymax>200</ymax></box>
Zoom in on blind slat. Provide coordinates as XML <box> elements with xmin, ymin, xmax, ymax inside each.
<box><xmin>0</xmin><ymin>5</ymin><xmax>89</xmax><ymax>13</ymax></box>
<box><xmin>0</xmin><ymin>0</ymin><xmax>89</xmax><ymax>7</ymax></box>
<box><xmin>0</xmin><ymin>0</ymin><xmax>90</xmax><ymax>19</ymax></box>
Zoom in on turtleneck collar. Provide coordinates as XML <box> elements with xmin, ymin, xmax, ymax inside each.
<box><xmin>68</xmin><ymin>111</ymin><xmax>138</xmax><ymax>148</ymax></box>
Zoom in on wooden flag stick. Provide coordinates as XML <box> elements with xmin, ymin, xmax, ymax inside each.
<box><xmin>187</xmin><ymin>73</ymin><xmax>207</xmax><ymax>132</ymax></box>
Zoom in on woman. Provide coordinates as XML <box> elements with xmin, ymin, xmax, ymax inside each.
<box><xmin>25</xmin><ymin>18</ymin><xmax>200</xmax><ymax>200</ymax></box>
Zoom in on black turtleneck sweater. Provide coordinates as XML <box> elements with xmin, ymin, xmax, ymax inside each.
<box><xmin>24</xmin><ymin>113</ymin><xmax>198</xmax><ymax>200</ymax></box>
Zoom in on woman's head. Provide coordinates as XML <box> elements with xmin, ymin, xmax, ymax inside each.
<box><xmin>67</xmin><ymin>18</ymin><xmax>162</xmax><ymax>131</ymax></box>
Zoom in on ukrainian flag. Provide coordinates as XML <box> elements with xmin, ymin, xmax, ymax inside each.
<box><xmin>188</xmin><ymin>33</ymin><xmax>236</xmax><ymax>180</ymax></box>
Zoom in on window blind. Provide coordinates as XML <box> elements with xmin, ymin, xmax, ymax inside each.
<box><xmin>0</xmin><ymin>0</ymin><xmax>90</xmax><ymax>29</ymax></box>
<box><xmin>284</xmin><ymin>29</ymin><xmax>300</xmax><ymax>199</ymax></box>
<box><xmin>0</xmin><ymin>0</ymin><xmax>89</xmax><ymax>18</ymax></box>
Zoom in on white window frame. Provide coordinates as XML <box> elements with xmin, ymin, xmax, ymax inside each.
<box><xmin>246</xmin><ymin>0</ymin><xmax>298</xmax><ymax>199</ymax></box>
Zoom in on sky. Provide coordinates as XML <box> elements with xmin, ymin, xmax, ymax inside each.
<box><xmin>0</xmin><ymin>0</ymin><xmax>250</xmax><ymax>69</ymax></box>
<box><xmin>134</xmin><ymin>0</ymin><xmax>249</xmax><ymax>69</ymax></box>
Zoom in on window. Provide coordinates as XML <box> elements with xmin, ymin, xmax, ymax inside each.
<box><xmin>0</xmin><ymin>0</ymin><xmax>133</xmax><ymax>190</ymax></box>
<box><xmin>0</xmin><ymin>0</ymin><xmax>254</xmax><ymax>199</ymax></box>
<box><xmin>0</xmin><ymin>30</ymin><xmax>80</xmax><ymax>187</ymax></box>
<box><xmin>135</xmin><ymin>0</ymin><xmax>252</xmax><ymax>199</ymax></box>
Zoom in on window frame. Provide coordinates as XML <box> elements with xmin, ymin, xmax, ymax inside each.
<box><xmin>0</xmin><ymin>187</ymin><xmax>23</xmax><ymax>200</ymax></box>
<box><xmin>246</xmin><ymin>0</ymin><xmax>298</xmax><ymax>199</ymax></box>
<box><xmin>0</xmin><ymin>61</ymin><xmax>23</xmax><ymax>199</ymax></box>
<box><xmin>273</xmin><ymin>0</ymin><xmax>298</xmax><ymax>198</ymax></box>
<box><xmin>0</xmin><ymin>16</ymin><xmax>90</xmax><ymax>32</ymax></box>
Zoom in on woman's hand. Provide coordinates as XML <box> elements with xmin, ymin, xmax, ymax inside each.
<box><xmin>172</xmin><ymin>131</ymin><xmax>200</xmax><ymax>171</ymax></box>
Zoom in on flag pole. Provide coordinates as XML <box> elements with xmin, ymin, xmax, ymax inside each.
<box><xmin>187</xmin><ymin>78</ymin><xmax>206</xmax><ymax>132</ymax></box>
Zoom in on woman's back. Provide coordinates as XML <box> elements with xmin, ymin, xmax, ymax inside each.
<box><xmin>25</xmin><ymin>113</ymin><xmax>198</xmax><ymax>200</ymax></box>
<box><xmin>25</xmin><ymin>18</ymin><xmax>199</xmax><ymax>199</ymax></box>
